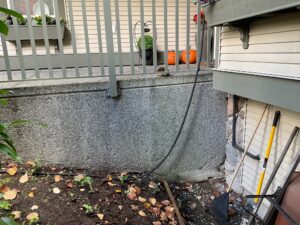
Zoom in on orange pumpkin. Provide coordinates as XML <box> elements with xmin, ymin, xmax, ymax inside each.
<box><xmin>181</xmin><ymin>49</ymin><xmax>197</xmax><ymax>64</ymax></box>
<box><xmin>168</xmin><ymin>51</ymin><xmax>177</xmax><ymax>65</ymax></box>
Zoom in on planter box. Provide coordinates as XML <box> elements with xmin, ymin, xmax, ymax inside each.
<box><xmin>6</xmin><ymin>25</ymin><xmax>65</xmax><ymax>41</ymax></box>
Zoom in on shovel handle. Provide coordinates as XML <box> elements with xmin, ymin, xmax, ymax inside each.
<box><xmin>227</xmin><ymin>104</ymin><xmax>269</xmax><ymax>193</ymax></box>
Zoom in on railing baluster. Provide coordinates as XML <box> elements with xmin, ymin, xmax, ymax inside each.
<box><xmin>67</xmin><ymin>0</ymin><xmax>79</xmax><ymax>77</ymax></box>
<box><xmin>196</xmin><ymin>2</ymin><xmax>201</xmax><ymax>66</ymax></box>
<box><xmin>25</xmin><ymin>0</ymin><xmax>40</xmax><ymax>78</ymax></box>
<box><xmin>95</xmin><ymin>0</ymin><xmax>105</xmax><ymax>76</ymax></box>
<box><xmin>152</xmin><ymin>0</ymin><xmax>157</xmax><ymax>73</ymax></box>
<box><xmin>163</xmin><ymin>0</ymin><xmax>168</xmax><ymax>73</ymax></box>
<box><xmin>40</xmin><ymin>0</ymin><xmax>53</xmax><ymax>78</ymax></box>
<box><xmin>10</xmin><ymin>0</ymin><xmax>26</xmax><ymax>80</ymax></box>
<box><xmin>103</xmin><ymin>0</ymin><xmax>118</xmax><ymax>97</ymax></box>
<box><xmin>140</xmin><ymin>0</ymin><xmax>146</xmax><ymax>74</ymax></box>
<box><xmin>81</xmin><ymin>0</ymin><xmax>92</xmax><ymax>76</ymax></box>
<box><xmin>54</xmin><ymin>0</ymin><xmax>66</xmax><ymax>77</ymax></box>
<box><xmin>114</xmin><ymin>0</ymin><xmax>123</xmax><ymax>75</ymax></box>
<box><xmin>175</xmin><ymin>0</ymin><xmax>179</xmax><ymax>72</ymax></box>
<box><xmin>1</xmin><ymin>35</ymin><xmax>12</xmax><ymax>80</ymax></box>
<box><xmin>186</xmin><ymin>0</ymin><xmax>190</xmax><ymax>70</ymax></box>
<box><xmin>127</xmin><ymin>0</ymin><xmax>135</xmax><ymax>75</ymax></box>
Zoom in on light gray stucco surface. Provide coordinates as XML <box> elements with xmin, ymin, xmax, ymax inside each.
<box><xmin>1</xmin><ymin>73</ymin><xmax>226</xmax><ymax>175</ymax></box>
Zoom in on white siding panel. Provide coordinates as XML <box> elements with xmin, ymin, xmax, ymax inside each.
<box><xmin>0</xmin><ymin>0</ymin><xmax>198</xmax><ymax>56</ymax></box>
<box><xmin>242</xmin><ymin>100</ymin><xmax>300</xmax><ymax>217</ymax></box>
<box><xmin>219</xmin><ymin>11</ymin><xmax>300</xmax><ymax>79</ymax></box>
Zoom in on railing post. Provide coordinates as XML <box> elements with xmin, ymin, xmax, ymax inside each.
<box><xmin>103</xmin><ymin>0</ymin><xmax>119</xmax><ymax>98</ymax></box>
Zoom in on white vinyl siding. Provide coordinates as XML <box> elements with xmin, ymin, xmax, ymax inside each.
<box><xmin>218</xmin><ymin>11</ymin><xmax>300</xmax><ymax>80</ymax></box>
<box><xmin>0</xmin><ymin>0</ymin><xmax>198</xmax><ymax>56</ymax></box>
<box><xmin>242</xmin><ymin>100</ymin><xmax>300</xmax><ymax>217</ymax></box>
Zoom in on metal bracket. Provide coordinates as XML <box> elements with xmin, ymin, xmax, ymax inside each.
<box><xmin>230</xmin><ymin>23</ymin><xmax>250</xmax><ymax>49</ymax></box>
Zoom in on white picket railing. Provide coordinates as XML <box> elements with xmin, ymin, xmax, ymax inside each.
<box><xmin>0</xmin><ymin>0</ymin><xmax>212</xmax><ymax>96</ymax></box>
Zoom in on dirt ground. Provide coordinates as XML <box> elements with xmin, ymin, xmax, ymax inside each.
<box><xmin>171</xmin><ymin>178</ymin><xmax>244</xmax><ymax>225</ymax></box>
<box><xmin>0</xmin><ymin>161</ymin><xmax>243</xmax><ymax>225</ymax></box>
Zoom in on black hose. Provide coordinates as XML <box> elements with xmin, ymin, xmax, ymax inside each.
<box><xmin>145</xmin><ymin>20</ymin><xmax>207</xmax><ymax>177</ymax></box>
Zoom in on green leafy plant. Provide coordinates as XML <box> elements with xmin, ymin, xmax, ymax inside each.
<box><xmin>137</xmin><ymin>35</ymin><xmax>153</xmax><ymax>50</ymax></box>
<box><xmin>28</xmin><ymin>216</ymin><xmax>39</xmax><ymax>225</ymax></box>
<box><xmin>0</xmin><ymin>123</ymin><xmax>20</xmax><ymax>162</ymax></box>
<box><xmin>82</xmin><ymin>204</ymin><xmax>94</xmax><ymax>215</ymax></box>
<box><xmin>0</xmin><ymin>217</ymin><xmax>19</xmax><ymax>225</ymax></box>
<box><xmin>0</xmin><ymin>7</ymin><xmax>23</xmax><ymax>35</ymax></box>
<box><xmin>119</xmin><ymin>175</ymin><xmax>128</xmax><ymax>185</ymax></box>
<box><xmin>17</xmin><ymin>17</ymin><xmax>27</xmax><ymax>25</ymax></box>
<box><xmin>74</xmin><ymin>175</ymin><xmax>94</xmax><ymax>192</ymax></box>
<box><xmin>33</xmin><ymin>15</ymin><xmax>65</xmax><ymax>26</ymax></box>
<box><xmin>0</xmin><ymin>201</ymin><xmax>12</xmax><ymax>211</ymax></box>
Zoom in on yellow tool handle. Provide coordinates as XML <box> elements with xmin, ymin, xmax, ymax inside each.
<box><xmin>254</xmin><ymin>111</ymin><xmax>280</xmax><ymax>203</ymax></box>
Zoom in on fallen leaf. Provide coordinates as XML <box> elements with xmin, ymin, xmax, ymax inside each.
<box><xmin>3</xmin><ymin>189</ymin><xmax>17</xmax><ymax>200</ymax></box>
<box><xmin>131</xmin><ymin>205</ymin><xmax>139</xmax><ymax>210</ymax></box>
<box><xmin>107</xmin><ymin>182</ymin><xmax>116</xmax><ymax>187</ymax></box>
<box><xmin>97</xmin><ymin>213</ymin><xmax>104</xmax><ymax>220</ymax></box>
<box><xmin>160</xmin><ymin>212</ymin><xmax>167</xmax><ymax>221</ymax></box>
<box><xmin>118</xmin><ymin>205</ymin><xmax>123</xmax><ymax>210</ymax></box>
<box><xmin>134</xmin><ymin>186</ymin><xmax>141</xmax><ymax>195</ymax></box>
<box><xmin>165</xmin><ymin>206</ymin><xmax>175</xmax><ymax>220</ymax></box>
<box><xmin>28</xmin><ymin>191</ymin><xmax>34</xmax><ymax>198</ymax></box>
<box><xmin>127</xmin><ymin>193</ymin><xmax>136</xmax><ymax>200</ymax></box>
<box><xmin>149</xmin><ymin>198</ymin><xmax>157</xmax><ymax>206</ymax></box>
<box><xmin>52</xmin><ymin>187</ymin><xmax>61</xmax><ymax>194</ymax></box>
<box><xmin>161</xmin><ymin>200</ymin><xmax>170</xmax><ymax>206</ymax></box>
<box><xmin>31</xmin><ymin>205</ymin><xmax>39</xmax><ymax>210</ymax></box>
<box><xmin>144</xmin><ymin>203</ymin><xmax>151</xmax><ymax>209</ymax></box>
<box><xmin>25</xmin><ymin>160</ymin><xmax>36</xmax><ymax>167</ymax></box>
<box><xmin>74</xmin><ymin>174</ymin><xmax>85</xmax><ymax>182</ymax></box>
<box><xmin>115</xmin><ymin>189</ymin><xmax>122</xmax><ymax>193</ymax></box>
<box><xmin>7</xmin><ymin>164</ymin><xmax>17</xmax><ymax>176</ymax></box>
<box><xmin>54</xmin><ymin>175</ymin><xmax>62</xmax><ymax>183</ymax></box>
<box><xmin>120</xmin><ymin>171</ymin><xmax>128</xmax><ymax>177</ymax></box>
<box><xmin>169</xmin><ymin>221</ymin><xmax>177</xmax><ymax>225</ymax></box>
<box><xmin>0</xmin><ymin>185</ymin><xmax>10</xmax><ymax>194</ymax></box>
<box><xmin>149</xmin><ymin>207</ymin><xmax>161</xmax><ymax>217</ymax></box>
<box><xmin>128</xmin><ymin>186</ymin><xmax>136</xmax><ymax>194</ymax></box>
<box><xmin>107</xmin><ymin>175</ymin><xmax>113</xmax><ymax>181</ymax></box>
<box><xmin>138</xmin><ymin>210</ymin><xmax>146</xmax><ymax>217</ymax></box>
<box><xmin>138</xmin><ymin>197</ymin><xmax>147</xmax><ymax>203</ymax></box>
<box><xmin>153</xmin><ymin>222</ymin><xmax>162</xmax><ymax>225</ymax></box>
<box><xmin>26</xmin><ymin>212</ymin><xmax>39</xmax><ymax>221</ymax></box>
<box><xmin>19</xmin><ymin>173</ymin><xmax>29</xmax><ymax>184</ymax></box>
<box><xmin>65</xmin><ymin>180</ymin><xmax>74</xmax><ymax>188</ymax></box>
<box><xmin>149</xmin><ymin>181</ymin><xmax>158</xmax><ymax>189</ymax></box>
<box><xmin>11</xmin><ymin>211</ymin><xmax>21</xmax><ymax>220</ymax></box>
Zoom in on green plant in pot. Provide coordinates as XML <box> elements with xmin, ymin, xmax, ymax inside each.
<box><xmin>137</xmin><ymin>35</ymin><xmax>153</xmax><ymax>65</ymax></box>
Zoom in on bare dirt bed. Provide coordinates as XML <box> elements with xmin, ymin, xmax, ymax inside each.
<box><xmin>0</xmin><ymin>161</ymin><xmax>178</xmax><ymax>225</ymax></box>
<box><xmin>0</xmin><ymin>161</ymin><xmax>243</xmax><ymax>225</ymax></box>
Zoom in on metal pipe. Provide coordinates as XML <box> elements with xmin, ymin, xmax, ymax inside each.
<box><xmin>232</xmin><ymin>95</ymin><xmax>260</xmax><ymax>160</ymax></box>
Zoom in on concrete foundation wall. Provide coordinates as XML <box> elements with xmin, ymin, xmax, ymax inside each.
<box><xmin>1</xmin><ymin>73</ymin><xmax>226</xmax><ymax>175</ymax></box>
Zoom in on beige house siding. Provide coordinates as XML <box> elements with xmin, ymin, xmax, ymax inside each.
<box><xmin>218</xmin><ymin>11</ymin><xmax>300</xmax><ymax>80</ymax></box>
<box><xmin>242</xmin><ymin>100</ymin><xmax>300</xmax><ymax>217</ymax></box>
<box><xmin>0</xmin><ymin>0</ymin><xmax>198</xmax><ymax>56</ymax></box>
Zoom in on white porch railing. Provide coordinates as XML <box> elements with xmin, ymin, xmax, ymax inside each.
<box><xmin>0</xmin><ymin>0</ymin><xmax>213</xmax><ymax>97</ymax></box>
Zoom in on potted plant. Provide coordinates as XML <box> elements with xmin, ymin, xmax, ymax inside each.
<box><xmin>6</xmin><ymin>14</ymin><xmax>65</xmax><ymax>41</ymax></box>
<box><xmin>137</xmin><ymin>35</ymin><xmax>153</xmax><ymax>65</ymax></box>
